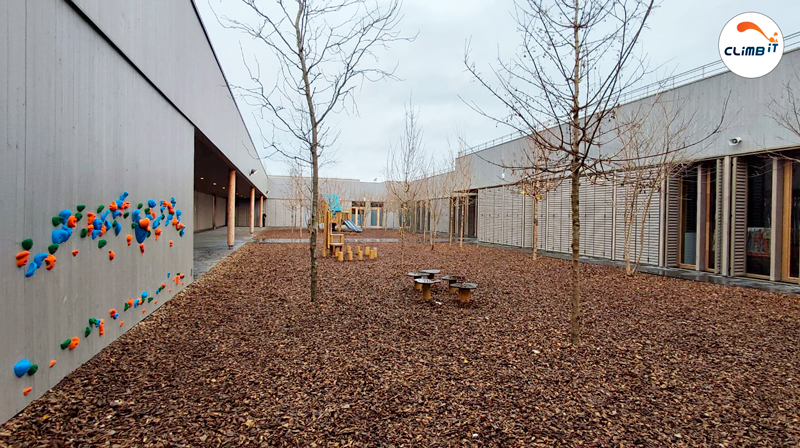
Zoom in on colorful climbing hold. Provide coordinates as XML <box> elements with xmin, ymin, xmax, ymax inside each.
<box><xmin>168</xmin><ymin>289</ymin><xmax>172</xmax><ymax>293</ymax></box>
<box><xmin>110</xmin><ymin>309</ymin><xmax>117</xmax><ymax>318</ymax></box>
<box><xmin>169</xmin><ymin>240</ymin><xmax>174</xmax><ymax>247</ymax></box>
<box><xmin>15</xmin><ymin>251</ymin><xmax>29</xmax><ymax>267</ymax></box>
<box><xmin>48</xmin><ymin>244</ymin><xmax>59</xmax><ymax>255</ymax></box>
<box><xmin>108</xmin><ymin>250</ymin><xmax>115</xmax><ymax>261</ymax></box>
<box><xmin>23</xmin><ymin>387</ymin><xmax>32</xmax><ymax>397</ymax></box>
<box><xmin>142</xmin><ymin>309</ymin><xmax>146</xmax><ymax>314</ymax></box>
<box><xmin>14</xmin><ymin>359</ymin><xmax>31</xmax><ymax>378</ymax></box>
<box><xmin>27</xmin><ymin>364</ymin><xmax>38</xmax><ymax>376</ymax></box>
<box><xmin>99</xmin><ymin>319</ymin><xmax>105</xmax><ymax>336</ymax></box>
<box><xmin>98</xmin><ymin>240</ymin><xmax>107</xmax><ymax>249</ymax></box>
<box><xmin>154</xmin><ymin>228</ymin><xmax>162</xmax><ymax>241</ymax></box>
<box><xmin>85</xmin><ymin>327</ymin><xmax>91</xmax><ymax>337</ymax></box>
<box><xmin>68</xmin><ymin>337</ymin><xmax>79</xmax><ymax>350</ymax></box>
<box><xmin>77</xmin><ymin>204</ymin><xmax>85</xmax><ymax>212</ymax></box>
<box><xmin>66</xmin><ymin>216</ymin><xmax>77</xmax><ymax>228</ymax></box>
<box><xmin>21</xmin><ymin>239</ymin><xmax>33</xmax><ymax>251</ymax></box>
<box><xmin>96</xmin><ymin>205</ymin><xmax>104</xmax><ymax>213</ymax></box>
<box><xmin>89</xmin><ymin>318</ymin><xmax>98</xmax><ymax>327</ymax></box>
<box><xmin>49</xmin><ymin>360</ymin><xmax>56</xmax><ymax>368</ymax></box>
<box><xmin>52</xmin><ymin>229</ymin><xmax>70</xmax><ymax>244</ymax></box>
<box><xmin>60</xmin><ymin>339</ymin><xmax>71</xmax><ymax>350</ymax></box>
<box><xmin>123</xmin><ymin>211</ymin><xmax>130</xmax><ymax>219</ymax></box>
<box><xmin>126</xmin><ymin>235</ymin><xmax>133</xmax><ymax>246</ymax></box>
<box><xmin>52</xmin><ymin>217</ymin><xmax>62</xmax><ymax>227</ymax></box>
<box><xmin>44</xmin><ymin>254</ymin><xmax>56</xmax><ymax>271</ymax></box>
<box><xmin>80</xmin><ymin>229</ymin><xmax>88</xmax><ymax>238</ymax></box>
<box><xmin>119</xmin><ymin>320</ymin><xmax>124</xmax><ymax>327</ymax></box>
<box><xmin>72</xmin><ymin>250</ymin><xmax>79</xmax><ymax>257</ymax></box>
<box><xmin>137</xmin><ymin>203</ymin><xmax>143</xmax><ymax>209</ymax></box>
<box><xmin>75</xmin><ymin>212</ymin><xmax>83</xmax><ymax>222</ymax></box>
<box><xmin>139</xmin><ymin>244</ymin><xmax>145</xmax><ymax>254</ymax></box>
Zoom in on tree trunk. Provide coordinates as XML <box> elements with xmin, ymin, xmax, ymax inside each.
<box><xmin>310</xmin><ymin>152</ymin><xmax>319</xmax><ymax>302</ymax></box>
<box><xmin>460</xmin><ymin>194</ymin><xmax>466</xmax><ymax>248</ymax></box>
<box><xmin>532</xmin><ymin>196</ymin><xmax>538</xmax><ymax>260</ymax></box>
<box><xmin>632</xmin><ymin>188</ymin><xmax>655</xmax><ymax>275</ymax></box>
<box><xmin>570</xmin><ymin>164</ymin><xmax>581</xmax><ymax>346</ymax></box>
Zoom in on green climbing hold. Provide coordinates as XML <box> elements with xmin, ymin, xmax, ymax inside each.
<box><xmin>80</xmin><ymin>229</ymin><xmax>88</xmax><ymax>238</ymax></box>
<box><xmin>22</xmin><ymin>239</ymin><xmax>33</xmax><ymax>251</ymax></box>
<box><xmin>48</xmin><ymin>244</ymin><xmax>59</xmax><ymax>255</ymax></box>
<box><xmin>144</xmin><ymin>207</ymin><xmax>150</xmax><ymax>215</ymax></box>
<box><xmin>96</xmin><ymin>205</ymin><xmax>104</xmax><ymax>213</ymax></box>
<box><xmin>123</xmin><ymin>212</ymin><xmax>130</xmax><ymax>219</ymax></box>
<box><xmin>131</xmin><ymin>223</ymin><xmax>136</xmax><ymax>229</ymax></box>
<box><xmin>75</xmin><ymin>212</ymin><xmax>83</xmax><ymax>221</ymax></box>
<box><xmin>161</xmin><ymin>214</ymin><xmax>165</xmax><ymax>220</ymax></box>
<box><xmin>60</xmin><ymin>339</ymin><xmax>71</xmax><ymax>350</ymax></box>
<box><xmin>85</xmin><ymin>326</ymin><xmax>91</xmax><ymax>337</ymax></box>
<box><xmin>52</xmin><ymin>217</ymin><xmax>62</xmax><ymax>227</ymax></box>
<box><xmin>89</xmin><ymin>318</ymin><xmax>98</xmax><ymax>327</ymax></box>
<box><xmin>147</xmin><ymin>297</ymin><xmax>153</xmax><ymax>303</ymax></box>
<box><xmin>147</xmin><ymin>231</ymin><xmax>152</xmax><ymax>238</ymax></box>
<box><xmin>27</xmin><ymin>364</ymin><xmax>38</xmax><ymax>376</ymax></box>
<box><xmin>98</xmin><ymin>240</ymin><xmax>107</xmax><ymax>249</ymax></box>
<box><xmin>112</xmin><ymin>220</ymin><xmax>118</xmax><ymax>228</ymax></box>
<box><xmin>77</xmin><ymin>204</ymin><xmax>85</xmax><ymax>212</ymax></box>
<box><xmin>137</xmin><ymin>203</ymin><xmax>143</xmax><ymax>209</ymax></box>
<box><xmin>124</xmin><ymin>302</ymin><xmax>130</xmax><ymax>311</ymax></box>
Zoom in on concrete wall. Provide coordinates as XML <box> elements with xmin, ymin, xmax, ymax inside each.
<box><xmin>214</xmin><ymin>196</ymin><xmax>228</xmax><ymax>228</ymax></box>
<box><xmin>69</xmin><ymin>0</ymin><xmax>269</xmax><ymax>196</ymax></box>
<box><xmin>194</xmin><ymin>191</ymin><xmax>215</xmax><ymax>231</ymax></box>
<box><xmin>1</xmin><ymin>0</ymin><xmax>194</xmax><ymax>423</ymax></box>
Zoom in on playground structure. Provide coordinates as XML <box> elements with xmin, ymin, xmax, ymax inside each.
<box><xmin>320</xmin><ymin>194</ymin><xmax>370</xmax><ymax>260</ymax></box>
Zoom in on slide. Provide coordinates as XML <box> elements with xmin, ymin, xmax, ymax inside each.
<box><xmin>342</xmin><ymin>219</ymin><xmax>363</xmax><ymax>233</ymax></box>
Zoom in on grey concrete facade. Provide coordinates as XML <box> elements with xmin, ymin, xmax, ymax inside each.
<box><xmin>1</xmin><ymin>0</ymin><xmax>268</xmax><ymax>423</ymax></box>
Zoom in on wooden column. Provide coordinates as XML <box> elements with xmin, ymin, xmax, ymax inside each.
<box><xmin>212</xmin><ymin>196</ymin><xmax>217</xmax><ymax>228</ymax></box>
<box><xmin>249</xmin><ymin>187</ymin><xmax>255</xmax><ymax>234</ymax></box>
<box><xmin>259</xmin><ymin>196</ymin><xmax>265</xmax><ymax>228</ymax></box>
<box><xmin>227</xmin><ymin>169</ymin><xmax>236</xmax><ymax>248</ymax></box>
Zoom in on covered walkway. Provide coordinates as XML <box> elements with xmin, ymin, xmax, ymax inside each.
<box><xmin>193</xmin><ymin>227</ymin><xmax>256</xmax><ymax>278</ymax></box>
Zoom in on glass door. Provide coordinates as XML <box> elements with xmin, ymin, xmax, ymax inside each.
<box><xmin>679</xmin><ymin>167</ymin><xmax>698</xmax><ymax>268</ymax></box>
<box><xmin>783</xmin><ymin>160</ymin><xmax>800</xmax><ymax>281</ymax></box>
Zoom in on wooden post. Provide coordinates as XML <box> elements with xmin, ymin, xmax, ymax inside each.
<box><xmin>227</xmin><ymin>169</ymin><xmax>236</xmax><ymax>249</ymax></box>
<box><xmin>259</xmin><ymin>195</ymin><xmax>264</xmax><ymax>228</ymax></box>
<box><xmin>249</xmin><ymin>187</ymin><xmax>255</xmax><ymax>234</ymax></box>
<box><xmin>337</xmin><ymin>250</ymin><xmax>344</xmax><ymax>262</ymax></box>
<box><xmin>212</xmin><ymin>196</ymin><xmax>217</xmax><ymax>229</ymax></box>
<box><xmin>458</xmin><ymin>289</ymin><xmax>471</xmax><ymax>303</ymax></box>
<box><xmin>422</xmin><ymin>283</ymin><xmax>432</xmax><ymax>301</ymax></box>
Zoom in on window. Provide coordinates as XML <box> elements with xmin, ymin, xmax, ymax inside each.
<box><xmin>706</xmin><ymin>165</ymin><xmax>717</xmax><ymax>271</ymax></box>
<box><xmin>746</xmin><ymin>158</ymin><xmax>772</xmax><ymax>277</ymax></box>
<box><xmin>679</xmin><ymin>167</ymin><xmax>698</xmax><ymax>267</ymax></box>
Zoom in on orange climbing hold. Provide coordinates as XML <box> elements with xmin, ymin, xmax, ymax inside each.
<box><xmin>109</xmin><ymin>201</ymin><xmax>118</xmax><ymax>211</ymax></box>
<box><xmin>99</xmin><ymin>319</ymin><xmax>105</xmax><ymax>336</ymax></box>
<box><xmin>168</xmin><ymin>289</ymin><xmax>172</xmax><ymax>293</ymax></box>
<box><xmin>109</xmin><ymin>308</ymin><xmax>117</xmax><ymax>317</ymax></box>
<box><xmin>127</xmin><ymin>298</ymin><xmax>134</xmax><ymax>308</ymax></box>
<box><xmin>66</xmin><ymin>216</ymin><xmax>77</xmax><ymax>228</ymax></box>
<box><xmin>108</xmin><ymin>250</ymin><xmax>115</xmax><ymax>261</ymax></box>
<box><xmin>44</xmin><ymin>254</ymin><xmax>56</xmax><ymax>270</ymax></box>
<box><xmin>138</xmin><ymin>218</ymin><xmax>150</xmax><ymax>229</ymax></box>
<box><xmin>139</xmin><ymin>244</ymin><xmax>145</xmax><ymax>254</ymax></box>
<box><xmin>72</xmin><ymin>250</ymin><xmax>79</xmax><ymax>257</ymax></box>
<box><xmin>23</xmin><ymin>387</ymin><xmax>32</xmax><ymax>396</ymax></box>
<box><xmin>122</xmin><ymin>201</ymin><xmax>130</xmax><ymax>210</ymax></box>
<box><xmin>126</xmin><ymin>235</ymin><xmax>133</xmax><ymax>246</ymax></box>
<box><xmin>87</xmin><ymin>224</ymin><xmax>94</xmax><ymax>232</ymax></box>
<box><xmin>16</xmin><ymin>251</ymin><xmax>29</xmax><ymax>267</ymax></box>
<box><xmin>49</xmin><ymin>360</ymin><xmax>56</xmax><ymax>368</ymax></box>
<box><xmin>141</xmin><ymin>309</ymin><xmax>146</xmax><ymax>314</ymax></box>
<box><xmin>169</xmin><ymin>240</ymin><xmax>174</xmax><ymax>247</ymax></box>
<box><xmin>154</xmin><ymin>300</ymin><xmax>158</xmax><ymax>304</ymax></box>
<box><xmin>68</xmin><ymin>337</ymin><xmax>80</xmax><ymax>350</ymax></box>
<box><xmin>87</xmin><ymin>212</ymin><xmax>96</xmax><ymax>222</ymax></box>
<box><xmin>119</xmin><ymin>320</ymin><xmax>124</xmax><ymax>327</ymax></box>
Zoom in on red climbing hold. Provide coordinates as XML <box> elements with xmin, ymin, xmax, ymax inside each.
<box><xmin>108</xmin><ymin>250</ymin><xmax>115</xmax><ymax>261</ymax></box>
<box><xmin>139</xmin><ymin>244</ymin><xmax>145</xmax><ymax>254</ymax></box>
<box><xmin>72</xmin><ymin>250</ymin><xmax>79</xmax><ymax>257</ymax></box>
<box><xmin>169</xmin><ymin>240</ymin><xmax>174</xmax><ymax>247</ymax></box>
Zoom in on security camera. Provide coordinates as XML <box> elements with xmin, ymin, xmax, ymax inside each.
<box><xmin>729</xmin><ymin>137</ymin><xmax>742</xmax><ymax>145</ymax></box>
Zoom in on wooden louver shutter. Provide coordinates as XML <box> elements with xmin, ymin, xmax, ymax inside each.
<box><xmin>731</xmin><ymin>158</ymin><xmax>748</xmax><ymax>276</ymax></box>
<box><xmin>665</xmin><ymin>176</ymin><xmax>680</xmax><ymax>267</ymax></box>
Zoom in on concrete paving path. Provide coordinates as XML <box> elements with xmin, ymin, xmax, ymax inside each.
<box><xmin>193</xmin><ymin>227</ymin><xmax>256</xmax><ymax>278</ymax></box>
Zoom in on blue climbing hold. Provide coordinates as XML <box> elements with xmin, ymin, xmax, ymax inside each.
<box><xmin>114</xmin><ymin>221</ymin><xmax>122</xmax><ymax>236</ymax></box>
<box><xmin>100</xmin><ymin>210</ymin><xmax>111</xmax><ymax>222</ymax></box>
<box><xmin>141</xmin><ymin>291</ymin><xmax>149</xmax><ymax>299</ymax></box>
<box><xmin>147</xmin><ymin>199</ymin><xmax>157</xmax><ymax>208</ymax></box>
<box><xmin>112</xmin><ymin>210</ymin><xmax>121</xmax><ymax>219</ymax></box>
<box><xmin>167</xmin><ymin>272</ymin><xmax>171</xmax><ymax>278</ymax></box>
<box><xmin>176</xmin><ymin>210</ymin><xmax>182</xmax><ymax>217</ymax></box>
<box><xmin>58</xmin><ymin>209</ymin><xmax>71</xmax><ymax>223</ymax></box>
<box><xmin>13</xmin><ymin>359</ymin><xmax>31</xmax><ymax>378</ymax></box>
<box><xmin>134</xmin><ymin>226</ymin><xmax>148</xmax><ymax>244</ymax></box>
<box><xmin>131</xmin><ymin>209</ymin><xmax>141</xmax><ymax>224</ymax></box>
<box><xmin>52</xmin><ymin>229</ymin><xmax>70</xmax><ymax>244</ymax></box>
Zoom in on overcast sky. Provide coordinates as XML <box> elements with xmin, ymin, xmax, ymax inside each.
<box><xmin>196</xmin><ymin>1</ymin><xmax>798</xmax><ymax>181</ymax></box>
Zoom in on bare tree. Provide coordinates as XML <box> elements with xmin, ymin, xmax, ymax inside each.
<box><xmin>218</xmin><ymin>0</ymin><xmax>409</xmax><ymax>302</ymax></box>
<box><xmin>769</xmin><ymin>68</ymin><xmax>800</xmax><ymax>139</ymax></box>
<box><xmin>420</xmin><ymin>159</ymin><xmax>455</xmax><ymax>250</ymax></box>
<box><xmin>511</xmin><ymin>141</ymin><xmax>559</xmax><ymax>260</ymax></box>
<box><xmin>384</xmin><ymin>99</ymin><xmax>426</xmax><ymax>269</ymax></box>
<box><xmin>287</xmin><ymin>160</ymin><xmax>308</xmax><ymax>234</ymax></box>
<box><xmin>464</xmin><ymin>0</ymin><xmax>657</xmax><ymax>345</ymax></box>
<box><xmin>613</xmin><ymin>93</ymin><xmax>698</xmax><ymax>276</ymax></box>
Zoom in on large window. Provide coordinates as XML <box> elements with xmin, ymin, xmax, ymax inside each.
<box><xmin>746</xmin><ymin>158</ymin><xmax>772</xmax><ymax>277</ymax></box>
<box><xmin>680</xmin><ymin>167</ymin><xmax>698</xmax><ymax>267</ymax></box>
<box><xmin>783</xmin><ymin>160</ymin><xmax>800</xmax><ymax>281</ymax></box>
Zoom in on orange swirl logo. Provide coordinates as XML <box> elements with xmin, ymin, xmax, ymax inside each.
<box><xmin>719</xmin><ymin>13</ymin><xmax>783</xmax><ymax>78</ymax></box>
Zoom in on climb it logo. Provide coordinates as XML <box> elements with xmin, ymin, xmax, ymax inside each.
<box><xmin>719</xmin><ymin>12</ymin><xmax>783</xmax><ymax>78</ymax></box>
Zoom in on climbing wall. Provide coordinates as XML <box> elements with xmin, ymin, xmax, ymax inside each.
<box><xmin>0</xmin><ymin>0</ymin><xmax>194</xmax><ymax>423</ymax></box>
